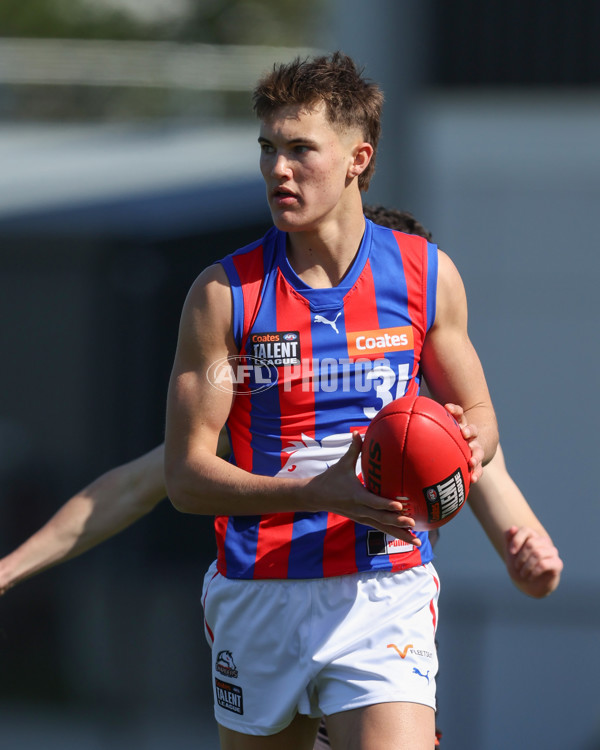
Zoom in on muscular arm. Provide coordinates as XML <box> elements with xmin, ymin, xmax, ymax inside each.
<box><xmin>0</xmin><ymin>445</ymin><xmax>166</xmax><ymax>595</ymax></box>
<box><xmin>164</xmin><ymin>263</ymin><xmax>306</xmax><ymax>515</ymax></box>
<box><xmin>468</xmin><ymin>445</ymin><xmax>563</xmax><ymax>598</ymax></box>
<box><xmin>421</xmin><ymin>250</ymin><xmax>498</xmax><ymax>474</ymax></box>
<box><xmin>164</xmin><ymin>264</ymin><xmax>418</xmax><ymax>542</ymax></box>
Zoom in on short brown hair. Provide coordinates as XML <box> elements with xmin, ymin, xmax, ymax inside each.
<box><xmin>252</xmin><ymin>51</ymin><xmax>383</xmax><ymax>191</ymax></box>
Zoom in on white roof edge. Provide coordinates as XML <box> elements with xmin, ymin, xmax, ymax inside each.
<box><xmin>0</xmin><ymin>121</ymin><xmax>262</xmax><ymax>221</ymax></box>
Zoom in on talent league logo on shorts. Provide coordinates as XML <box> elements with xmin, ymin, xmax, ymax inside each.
<box><xmin>250</xmin><ymin>331</ymin><xmax>301</xmax><ymax>366</ymax></box>
<box><xmin>215</xmin><ymin>678</ymin><xmax>244</xmax><ymax>715</ymax></box>
<box><xmin>216</xmin><ymin>650</ymin><xmax>239</xmax><ymax>679</ymax></box>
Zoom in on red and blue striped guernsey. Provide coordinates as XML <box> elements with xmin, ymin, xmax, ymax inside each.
<box><xmin>216</xmin><ymin>218</ymin><xmax>438</xmax><ymax>579</ymax></box>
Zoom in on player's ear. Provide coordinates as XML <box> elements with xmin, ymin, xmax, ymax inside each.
<box><xmin>348</xmin><ymin>142</ymin><xmax>373</xmax><ymax>179</ymax></box>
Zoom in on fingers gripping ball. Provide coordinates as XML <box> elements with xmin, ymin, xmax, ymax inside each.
<box><xmin>361</xmin><ymin>395</ymin><xmax>471</xmax><ymax>530</ymax></box>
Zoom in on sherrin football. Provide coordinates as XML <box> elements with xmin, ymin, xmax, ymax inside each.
<box><xmin>361</xmin><ymin>394</ymin><xmax>472</xmax><ymax>531</ymax></box>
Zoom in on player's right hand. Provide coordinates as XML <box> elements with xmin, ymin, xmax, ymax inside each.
<box><xmin>306</xmin><ymin>432</ymin><xmax>421</xmax><ymax>546</ymax></box>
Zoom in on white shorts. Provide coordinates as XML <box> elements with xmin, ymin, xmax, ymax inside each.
<box><xmin>201</xmin><ymin>562</ymin><xmax>440</xmax><ymax>736</ymax></box>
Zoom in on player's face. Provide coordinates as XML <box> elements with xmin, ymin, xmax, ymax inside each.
<box><xmin>258</xmin><ymin>103</ymin><xmax>364</xmax><ymax>232</ymax></box>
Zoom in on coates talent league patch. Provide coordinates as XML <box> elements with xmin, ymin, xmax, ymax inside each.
<box><xmin>250</xmin><ymin>331</ymin><xmax>300</xmax><ymax>366</ymax></box>
<box><xmin>215</xmin><ymin>678</ymin><xmax>244</xmax><ymax>715</ymax></box>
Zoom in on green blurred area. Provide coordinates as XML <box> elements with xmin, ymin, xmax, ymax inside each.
<box><xmin>0</xmin><ymin>0</ymin><xmax>326</xmax><ymax>122</ymax></box>
<box><xmin>0</xmin><ymin>0</ymin><xmax>325</xmax><ymax>45</ymax></box>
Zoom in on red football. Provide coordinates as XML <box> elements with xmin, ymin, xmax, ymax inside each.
<box><xmin>361</xmin><ymin>394</ymin><xmax>472</xmax><ymax>530</ymax></box>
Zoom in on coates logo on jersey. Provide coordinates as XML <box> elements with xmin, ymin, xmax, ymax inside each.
<box><xmin>347</xmin><ymin>326</ymin><xmax>414</xmax><ymax>359</ymax></box>
<box><xmin>206</xmin><ymin>355</ymin><xmax>278</xmax><ymax>394</ymax></box>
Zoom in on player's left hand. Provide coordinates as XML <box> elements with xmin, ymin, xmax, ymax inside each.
<box><xmin>443</xmin><ymin>402</ymin><xmax>484</xmax><ymax>483</ymax></box>
<box><xmin>504</xmin><ymin>526</ymin><xmax>563</xmax><ymax>598</ymax></box>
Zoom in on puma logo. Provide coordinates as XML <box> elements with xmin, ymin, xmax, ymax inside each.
<box><xmin>314</xmin><ymin>312</ymin><xmax>342</xmax><ymax>334</ymax></box>
<box><xmin>412</xmin><ymin>667</ymin><xmax>430</xmax><ymax>684</ymax></box>
<box><xmin>387</xmin><ymin>643</ymin><xmax>413</xmax><ymax>659</ymax></box>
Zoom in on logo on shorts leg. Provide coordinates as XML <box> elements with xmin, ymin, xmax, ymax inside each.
<box><xmin>216</xmin><ymin>650</ymin><xmax>239</xmax><ymax>679</ymax></box>
<box><xmin>412</xmin><ymin>667</ymin><xmax>430</xmax><ymax>685</ymax></box>
<box><xmin>387</xmin><ymin>643</ymin><xmax>413</xmax><ymax>659</ymax></box>
<box><xmin>387</xmin><ymin>643</ymin><xmax>433</xmax><ymax>660</ymax></box>
<box><xmin>215</xmin><ymin>678</ymin><xmax>244</xmax><ymax>715</ymax></box>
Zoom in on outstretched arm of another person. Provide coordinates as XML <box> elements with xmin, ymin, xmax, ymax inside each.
<box><xmin>0</xmin><ymin>445</ymin><xmax>166</xmax><ymax>595</ymax></box>
<box><xmin>467</xmin><ymin>444</ymin><xmax>563</xmax><ymax>598</ymax></box>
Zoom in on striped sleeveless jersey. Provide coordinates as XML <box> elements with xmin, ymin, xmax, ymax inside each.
<box><xmin>216</xmin><ymin>218</ymin><xmax>438</xmax><ymax>579</ymax></box>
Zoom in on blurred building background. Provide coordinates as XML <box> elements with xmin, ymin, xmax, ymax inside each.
<box><xmin>0</xmin><ymin>1</ymin><xmax>599</xmax><ymax>748</ymax></box>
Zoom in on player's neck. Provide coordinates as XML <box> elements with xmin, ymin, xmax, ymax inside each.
<box><xmin>286</xmin><ymin>206</ymin><xmax>366</xmax><ymax>289</ymax></box>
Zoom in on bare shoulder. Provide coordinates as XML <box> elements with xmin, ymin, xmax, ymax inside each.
<box><xmin>434</xmin><ymin>249</ymin><xmax>468</xmax><ymax>323</ymax></box>
<box><xmin>436</xmin><ymin>248</ymin><xmax>463</xmax><ymax>282</ymax></box>
<box><xmin>185</xmin><ymin>262</ymin><xmax>231</xmax><ymax>314</ymax></box>
<box><xmin>178</xmin><ymin>262</ymin><xmax>233</xmax><ymax>345</ymax></box>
